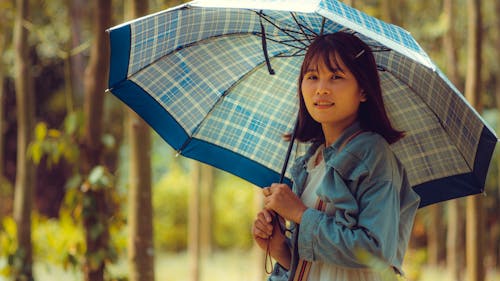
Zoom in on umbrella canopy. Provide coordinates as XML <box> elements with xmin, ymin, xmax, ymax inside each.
<box><xmin>107</xmin><ymin>0</ymin><xmax>497</xmax><ymax>207</ymax></box>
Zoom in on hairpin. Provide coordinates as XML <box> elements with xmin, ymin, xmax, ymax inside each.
<box><xmin>354</xmin><ymin>49</ymin><xmax>365</xmax><ymax>59</ymax></box>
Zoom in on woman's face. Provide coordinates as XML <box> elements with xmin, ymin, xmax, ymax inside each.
<box><xmin>301</xmin><ymin>52</ymin><xmax>366</xmax><ymax>133</ymax></box>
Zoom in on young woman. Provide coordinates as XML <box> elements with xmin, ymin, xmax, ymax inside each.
<box><xmin>252</xmin><ymin>32</ymin><xmax>420</xmax><ymax>281</ymax></box>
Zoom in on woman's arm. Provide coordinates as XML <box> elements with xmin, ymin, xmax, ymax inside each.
<box><xmin>298</xmin><ymin>169</ymin><xmax>401</xmax><ymax>268</ymax></box>
<box><xmin>252</xmin><ymin>208</ymin><xmax>292</xmax><ymax>269</ymax></box>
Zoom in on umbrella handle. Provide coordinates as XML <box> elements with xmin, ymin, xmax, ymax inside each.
<box><xmin>279</xmin><ymin>119</ymin><xmax>299</xmax><ymax>184</ymax></box>
<box><xmin>265</xmin><ymin>119</ymin><xmax>298</xmax><ymax>274</ymax></box>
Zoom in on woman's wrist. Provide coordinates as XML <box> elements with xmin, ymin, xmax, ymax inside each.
<box><xmin>293</xmin><ymin>205</ymin><xmax>308</xmax><ymax>224</ymax></box>
<box><xmin>272</xmin><ymin>240</ymin><xmax>292</xmax><ymax>269</ymax></box>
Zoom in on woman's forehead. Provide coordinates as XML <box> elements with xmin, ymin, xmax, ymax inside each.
<box><xmin>306</xmin><ymin>51</ymin><xmax>345</xmax><ymax>72</ymax></box>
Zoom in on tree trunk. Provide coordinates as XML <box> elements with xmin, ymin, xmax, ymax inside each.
<box><xmin>465</xmin><ymin>0</ymin><xmax>485</xmax><ymax>281</ymax></box>
<box><xmin>343</xmin><ymin>0</ymin><xmax>356</xmax><ymax>8</ymax></box>
<box><xmin>0</xmin><ymin>21</ymin><xmax>6</xmax><ymax>183</ymax></box>
<box><xmin>68</xmin><ymin>0</ymin><xmax>87</xmax><ymax>103</ymax></box>
<box><xmin>427</xmin><ymin>205</ymin><xmax>445</xmax><ymax>266</ymax></box>
<box><xmin>447</xmin><ymin>200</ymin><xmax>465</xmax><ymax>281</ymax></box>
<box><xmin>443</xmin><ymin>1</ymin><xmax>465</xmax><ymax>279</ymax></box>
<box><xmin>13</xmin><ymin>0</ymin><xmax>35</xmax><ymax>280</ymax></box>
<box><xmin>443</xmin><ymin>0</ymin><xmax>461</xmax><ymax>88</ymax></box>
<box><xmin>494</xmin><ymin>0</ymin><xmax>500</xmax><ymax>270</ymax></box>
<box><xmin>199</xmin><ymin>164</ymin><xmax>214</xmax><ymax>257</ymax></box>
<box><xmin>189</xmin><ymin>161</ymin><xmax>201</xmax><ymax>281</ymax></box>
<box><xmin>126</xmin><ymin>1</ymin><xmax>155</xmax><ymax>281</ymax></box>
<box><xmin>380</xmin><ymin>0</ymin><xmax>399</xmax><ymax>25</ymax></box>
<box><xmin>81</xmin><ymin>1</ymin><xmax>111</xmax><ymax>281</ymax></box>
<box><xmin>127</xmin><ymin>114</ymin><xmax>154</xmax><ymax>281</ymax></box>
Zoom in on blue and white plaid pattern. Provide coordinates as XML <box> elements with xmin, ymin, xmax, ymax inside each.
<box><xmin>109</xmin><ymin>0</ymin><xmax>494</xmax><ymax>189</ymax></box>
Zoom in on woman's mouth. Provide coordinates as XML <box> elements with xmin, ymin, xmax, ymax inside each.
<box><xmin>314</xmin><ymin>101</ymin><xmax>335</xmax><ymax>107</ymax></box>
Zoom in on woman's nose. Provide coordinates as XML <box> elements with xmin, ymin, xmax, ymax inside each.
<box><xmin>316</xmin><ymin>81</ymin><xmax>330</xmax><ymax>95</ymax></box>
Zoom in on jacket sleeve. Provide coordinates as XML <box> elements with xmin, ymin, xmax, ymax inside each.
<box><xmin>297</xmin><ymin>164</ymin><xmax>401</xmax><ymax>269</ymax></box>
<box><xmin>267</xmin><ymin>263</ymin><xmax>290</xmax><ymax>281</ymax></box>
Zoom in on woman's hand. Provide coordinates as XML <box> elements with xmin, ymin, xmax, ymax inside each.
<box><xmin>263</xmin><ymin>183</ymin><xmax>307</xmax><ymax>224</ymax></box>
<box><xmin>252</xmin><ymin>209</ymin><xmax>285</xmax><ymax>250</ymax></box>
<box><xmin>252</xmin><ymin>208</ymin><xmax>290</xmax><ymax>269</ymax></box>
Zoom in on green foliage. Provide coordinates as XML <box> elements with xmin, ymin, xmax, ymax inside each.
<box><xmin>153</xmin><ymin>163</ymin><xmax>189</xmax><ymax>252</ymax></box>
<box><xmin>213</xmin><ymin>174</ymin><xmax>256</xmax><ymax>249</ymax></box>
<box><xmin>402</xmin><ymin>248</ymin><xmax>427</xmax><ymax>281</ymax></box>
<box><xmin>27</xmin><ymin>111</ymin><xmax>84</xmax><ymax>168</ymax></box>
<box><xmin>152</xmin><ymin>158</ymin><xmax>258</xmax><ymax>252</ymax></box>
<box><xmin>0</xmin><ymin>217</ymin><xmax>18</xmax><ymax>277</ymax></box>
<box><xmin>87</xmin><ymin>166</ymin><xmax>114</xmax><ymax>191</ymax></box>
<box><xmin>31</xmin><ymin>212</ymin><xmax>84</xmax><ymax>271</ymax></box>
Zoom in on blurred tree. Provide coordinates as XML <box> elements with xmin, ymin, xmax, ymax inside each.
<box><xmin>494</xmin><ymin>0</ymin><xmax>500</xmax><ymax>269</ymax></box>
<box><xmin>200</xmin><ymin>164</ymin><xmax>214</xmax><ymax>257</ymax></box>
<box><xmin>0</xmin><ymin>8</ymin><xmax>6</xmax><ymax>186</ymax></box>
<box><xmin>68</xmin><ymin>0</ymin><xmax>87</xmax><ymax>104</ymax></box>
<box><xmin>12</xmin><ymin>0</ymin><xmax>35</xmax><ymax>280</ymax></box>
<box><xmin>189</xmin><ymin>161</ymin><xmax>201</xmax><ymax>281</ymax></box>
<box><xmin>343</xmin><ymin>0</ymin><xmax>357</xmax><ymax>8</ymax></box>
<box><xmin>80</xmin><ymin>0</ymin><xmax>112</xmax><ymax>280</ymax></box>
<box><xmin>188</xmin><ymin>162</ymin><xmax>214</xmax><ymax>281</ymax></box>
<box><xmin>380</xmin><ymin>0</ymin><xmax>399</xmax><ymax>25</ymax></box>
<box><xmin>126</xmin><ymin>0</ymin><xmax>155</xmax><ymax>280</ymax></box>
<box><xmin>443</xmin><ymin>0</ymin><xmax>466</xmax><ymax>279</ymax></box>
<box><xmin>465</xmin><ymin>0</ymin><xmax>486</xmax><ymax>281</ymax></box>
<box><xmin>0</xmin><ymin>0</ymin><xmax>11</xmax><ymax>203</ymax></box>
<box><xmin>427</xmin><ymin>204</ymin><xmax>446</xmax><ymax>266</ymax></box>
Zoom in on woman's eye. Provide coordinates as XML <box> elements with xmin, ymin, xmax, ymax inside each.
<box><xmin>306</xmin><ymin>75</ymin><xmax>317</xmax><ymax>80</ymax></box>
<box><xmin>331</xmin><ymin>74</ymin><xmax>342</xmax><ymax>80</ymax></box>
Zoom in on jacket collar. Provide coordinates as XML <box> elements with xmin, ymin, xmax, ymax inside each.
<box><xmin>291</xmin><ymin>121</ymin><xmax>363</xmax><ymax>179</ymax></box>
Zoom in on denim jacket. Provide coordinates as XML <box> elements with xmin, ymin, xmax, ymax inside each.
<box><xmin>269</xmin><ymin>122</ymin><xmax>420</xmax><ymax>280</ymax></box>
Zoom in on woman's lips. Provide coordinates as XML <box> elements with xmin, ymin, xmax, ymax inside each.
<box><xmin>314</xmin><ymin>101</ymin><xmax>335</xmax><ymax>108</ymax></box>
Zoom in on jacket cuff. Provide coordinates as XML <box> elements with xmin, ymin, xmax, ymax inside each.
<box><xmin>298</xmin><ymin>208</ymin><xmax>323</xmax><ymax>261</ymax></box>
<box><xmin>267</xmin><ymin>262</ymin><xmax>289</xmax><ymax>281</ymax></box>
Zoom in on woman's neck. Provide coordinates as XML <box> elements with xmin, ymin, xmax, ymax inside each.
<box><xmin>322</xmin><ymin>119</ymin><xmax>357</xmax><ymax>147</ymax></box>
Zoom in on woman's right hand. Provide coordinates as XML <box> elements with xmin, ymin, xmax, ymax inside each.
<box><xmin>252</xmin><ymin>209</ymin><xmax>290</xmax><ymax>268</ymax></box>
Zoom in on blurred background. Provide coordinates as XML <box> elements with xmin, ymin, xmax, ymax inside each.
<box><xmin>0</xmin><ymin>0</ymin><xmax>499</xmax><ymax>281</ymax></box>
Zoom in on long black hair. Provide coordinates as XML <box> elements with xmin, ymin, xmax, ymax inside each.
<box><xmin>293</xmin><ymin>31</ymin><xmax>404</xmax><ymax>144</ymax></box>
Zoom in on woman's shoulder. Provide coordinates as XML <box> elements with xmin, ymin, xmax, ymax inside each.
<box><xmin>346</xmin><ymin>131</ymin><xmax>392</xmax><ymax>157</ymax></box>
<box><xmin>328</xmin><ymin>131</ymin><xmax>398</xmax><ymax>180</ymax></box>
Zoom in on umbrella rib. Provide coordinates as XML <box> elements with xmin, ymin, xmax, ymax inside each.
<box><xmin>259</xmin><ymin>11</ymin><xmax>276</xmax><ymax>75</ymax></box>
<box><xmin>290</xmin><ymin>12</ymin><xmax>313</xmax><ymax>44</ymax></box>
<box><xmin>257</xmin><ymin>35</ymin><xmax>309</xmax><ymax>52</ymax></box>
<box><xmin>290</xmin><ymin>12</ymin><xmax>319</xmax><ymax>41</ymax></box>
<box><xmin>256</xmin><ymin>11</ymin><xmax>311</xmax><ymax>48</ymax></box>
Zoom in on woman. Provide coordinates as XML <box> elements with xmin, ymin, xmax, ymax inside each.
<box><xmin>252</xmin><ymin>32</ymin><xmax>420</xmax><ymax>281</ymax></box>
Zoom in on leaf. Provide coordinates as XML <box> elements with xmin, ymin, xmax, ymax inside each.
<box><xmin>89</xmin><ymin>223</ymin><xmax>105</xmax><ymax>241</ymax></box>
<box><xmin>28</xmin><ymin>142</ymin><xmax>43</xmax><ymax>164</ymax></box>
<box><xmin>65</xmin><ymin>174</ymin><xmax>82</xmax><ymax>190</ymax></box>
<box><xmin>34</xmin><ymin>122</ymin><xmax>48</xmax><ymax>141</ymax></box>
<box><xmin>48</xmin><ymin>129</ymin><xmax>61</xmax><ymax>138</ymax></box>
<box><xmin>88</xmin><ymin>166</ymin><xmax>113</xmax><ymax>190</ymax></box>
<box><xmin>101</xmin><ymin>134</ymin><xmax>115</xmax><ymax>149</ymax></box>
<box><xmin>64</xmin><ymin>111</ymin><xmax>79</xmax><ymax>135</ymax></box>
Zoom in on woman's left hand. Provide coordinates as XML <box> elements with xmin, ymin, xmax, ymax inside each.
<box><xmin>263</xmin><ymin>183</ymin><xmax>307</xmax><ymax>224</ymax></box>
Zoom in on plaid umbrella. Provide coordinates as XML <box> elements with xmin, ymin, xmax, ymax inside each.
<box><xmin>107</xmin><ymin>0</ymin><xmax>497</xmax><ymax>207</ymax></box>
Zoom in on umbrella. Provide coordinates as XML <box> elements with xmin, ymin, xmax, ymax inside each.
<box><xmin>106</xmin><ymin>0</ymin><xmax>497</xmax><ymax>207</ymax></box>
